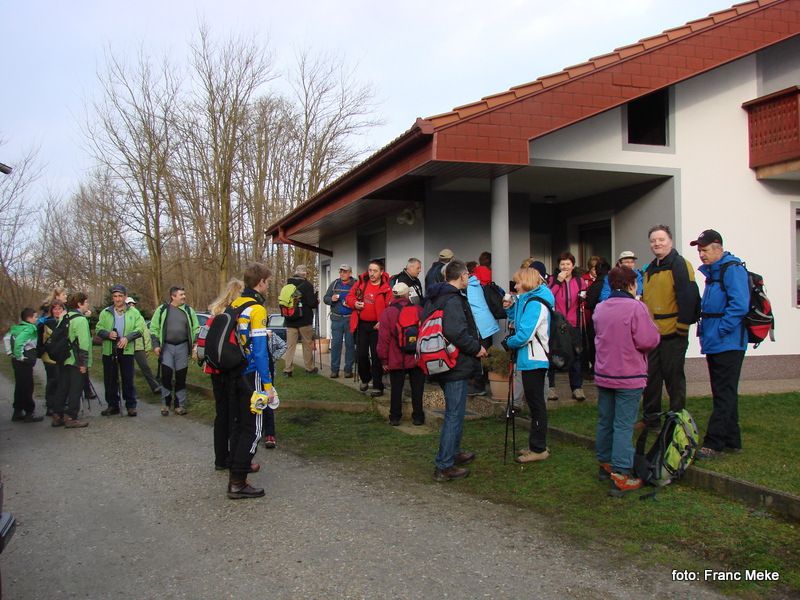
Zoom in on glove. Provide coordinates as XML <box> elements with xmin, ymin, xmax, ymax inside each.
<box><xmin>500</xmin><ymin>336</ymin><xmax>510</xmax><ymax>352</ymax></box>
<box><xmin>250</xmin><ymin>391</ymin><xmax>268</xmax><ymax>414</ymax></box>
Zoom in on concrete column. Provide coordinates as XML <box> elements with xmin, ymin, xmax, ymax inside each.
<box><xmin>491</xmin><ymin>175</ymin><xmax>510</xmax><ymax>288</ymax></box>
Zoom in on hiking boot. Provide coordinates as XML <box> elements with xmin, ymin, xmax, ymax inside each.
<box><xmin>174</xmin><ymin>406</ymin><xmax>187</xmax><ymax>415</ymax></box>
<box><xmin>467</xmin><ymin>384</ymin><xmax>487</xmax><ymax>397</ymax></box>
<box><xmin>454</xmin><ymin>451</ymin><xmax>476</xmax><ymax>466</ymax></box>
<box><xmin>282</xmin><ymin>371</ymin><xmax>292</xmax><ymax>378</ymax></box>
<box><xmin>369</xmin><ymin>388</ymin><xmax>384</xmax><ymax>397</ymax></box>
<box><xmin>412</xmin><ymin>418</ymin><xmax>425</xmax><ymax>426</ymax></box>
<box><xmin>161</xmin><ymin>408</ymin><xmax>169</xmax><ymax>416</ymax></box>
<box><xmin>598</xmin><ymin>462</ymin><xmax>612</xmax><ymax>481</ymax></box>
<box><xmin>359</xmin><ymin>383</ymin><xmax>369</xmax><ymax>392</ymax></box>
<box><xmin>127</xmin><ymin>408</ymin><xmax>138</xmax><ymax>417</ymax></box>
<box><xmin>51</xmin><ymin>414</ymin><xmax>64</xmax><ymax>427</ymax></box>
<box><xmin>432</xmin><ymin>466</ymin><xmax>470</xmax><ymax>482</ymax></box>
<box><xmin>263</xmin><ymin>435</ymin><xmax>277</xmax><ymax>449</ymax></box>
<box><xmin>389</xmin><ymin>418</ymin><xmax>400</xmax><ymax>426</ymax></box>
<box><xmin>101</xmin><ymin>407</ymin><xmax>120</xmax><ymax>416</ymax></box>
<box><xmin>515</xmin><ymin>448</ymin><xmax>550</xmax><ymax>463</ymax></box>
<box><xmin>227</xmin><ymin>479</ymin><xmax>265</xmax><ymax>499</ymax></box>
<box><xmin>11</xmin><ymin>411</ymin><xmax>25</xmax><ymax>422</ymax></box>
<box><xmin>63</xmin><ymin>416</ymin><xmax>88</xmax><ymax>428</ymax></box>
<box><xmin>608</xmin><ymin>472</ymin><xmax>643</xmax><ymax>497</ymax></box>
<box><xmin>547</xmin><ymin>388</ymin><xmax>558</xmax><ymax>401</ymax></box>
<box><xmin>343</xmin><ymin>371</ymin><xmax>353</xmax><ymax>378</ymax></box>
<box><xmin>23</xmin><ymin>413</ymin><xmax>44</xmax><ymax>423</ymax></box>
<box><xmin>724</xmin><ymin>446</ymin><xmax>743</xmax><ymax>454</ymax></box>
<box><xmin>697</xmin><ymin>446</ymin><xmax>723</xmax><ymax>460</ymax></box>
<box><xmin>214</xmin><ymin>464</ymin><xmax>228</xmax><ymax>471</ymax></box>
<box><xmin>306</xmin><ymin>368</ymin><xmax>319</xmax><ymax>375</ymax></box>
<box><xmin>572</xmin><ymin>388</ymin><xmax>586</xmax><ymax>401</ymax></box>
<box><xmin>330</xmin><ymin>371</ymin><xmax>339</xmax><ymax>378</ymax></box>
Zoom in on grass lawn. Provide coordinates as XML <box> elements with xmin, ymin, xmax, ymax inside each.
<box><xmin>9</xmin><ymin>352</ymin><xmax>799</xmax><ymax>597</ymax></box>
<box><xmin>548</xmin><ymin>393</ymin><xmax>800</xmax><ymax>495</ymax></box>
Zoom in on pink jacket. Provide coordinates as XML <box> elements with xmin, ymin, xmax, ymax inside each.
<box><xmin>377</xmin><ymin>298</ymin><xmax>423</xmax><ymax>371</ymax></box>
<box><xmin>592</xmin><ymin>294</ymin><xmax>660</xmax><ymax>389</ymax></box>
<box><xmin>548</xmin><ymin>275</ymin><xmax>584</xmax><ymax>328</ymax></box>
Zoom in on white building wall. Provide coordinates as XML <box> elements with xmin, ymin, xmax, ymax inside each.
<box><xmin>531</xmin><ymin>54</ymin><xmax>799</xmax><ymax>358</ymax></box>
<box><xmin>318</xmin><ymin>231</ymin><xmax>358</xmax><ymax>337</ymax></box>
<box><xmin>386</xmin><ymin>208</ymin><xmax>425</xmax><ymax>277</ymax></box>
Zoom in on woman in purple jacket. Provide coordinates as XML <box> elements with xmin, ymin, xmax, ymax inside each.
<box><xmin>593</xmin><ymin>266</ymin><xmax>660</xmax><ymax>496</ymax></box>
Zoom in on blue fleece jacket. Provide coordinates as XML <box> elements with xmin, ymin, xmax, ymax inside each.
<box><xmin>504</xmin><ymin>285</ymin><xmax>554</xmax><ymax>371</ymax></box>
<box><xmin>466</xmin><ymin>275</ymin><xmax>500</xmax><ymax>340</ymax></box>
<box><xmin>697</xmin><ymin>252</ymin><xmax>749</xmax><ymax>354</ymax></box>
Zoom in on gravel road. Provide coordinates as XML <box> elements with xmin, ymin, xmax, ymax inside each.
<box><xmin>0</xmin><ymin>374</ymin><xmax>723</xmax><ymax>600</ymax></box>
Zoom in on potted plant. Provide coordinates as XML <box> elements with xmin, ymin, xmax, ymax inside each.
<box><xmin>483</xmin><ymin>346</ymin><xmax>511</xmax><ymax>401</ymax></box>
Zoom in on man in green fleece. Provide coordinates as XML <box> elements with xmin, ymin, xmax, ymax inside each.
<box><xmin>9</xmin><ymin>307</ymin><xmax>44</xmax><ymax>423</ymax></box>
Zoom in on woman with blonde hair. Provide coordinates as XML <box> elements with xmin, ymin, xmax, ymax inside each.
<box><xmin>501</xmin><ymin>265</ymin><xmax>555</xmax><ymax>463</ymax></box>
<box><xmin>209</xmin><ymin>279</ymin><xmax>245</xmax><ymax>316</ymax></box>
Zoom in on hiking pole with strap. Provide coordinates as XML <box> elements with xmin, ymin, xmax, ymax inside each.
<box><xmin>503</xmin><ymin>359</ymin><xmax>517</xmax><ymax>464</ymax></box>
<box><xmin>111</xmin><ymin>330</ymin><xmax>123</xmax><ymax>415</ymax></box>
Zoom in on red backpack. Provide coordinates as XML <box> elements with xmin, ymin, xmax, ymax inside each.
<box><xmin>416</xmin><ymin>308</ymin><xmax>459</xmax><ymax>375</ymax></box>
<box><xmin>395</xmin><ymin>305</ymin><xmax>420</xmax><ymax>354</ymax></box>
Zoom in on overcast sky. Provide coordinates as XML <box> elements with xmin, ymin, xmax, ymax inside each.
<box><xmin>1</xmin><ymin>0</ymin><xmax>729</xmax><ymax>202</ymax></box>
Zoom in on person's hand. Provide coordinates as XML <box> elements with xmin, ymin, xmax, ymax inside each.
<box><xmin>557</xmin><ymin>271</ymin><xmax>567</xmax><ymax>282</ymax></box>
<box><xmin>476</xmin><ymin>346</ymin><xmax>488</xmax><ymax>358</ymax></box>
<box><xmin>117</xmin><ymin>337</ymin><xmax>128</xmax><ymax>349</ymax></box>
<box><xmin>502</xmin><ymin>298</ymin><xmax>513</xmax><ymax>309</ymax></box>
<box><xmin>355</xmin><ymin>301</ymin><xmax>364</xmax><ymax>310</ymax></box>
<box><xmin>154</xmin><ymin>347</ymin><xmax>161</xmax><ymax>357</ymax></box>
<box><xmin>79</xmin><ymin>366</ymin><xmax>87</xmax><ymax>374</ymax></box>
<box><xmin>374</xmin><ymin>322</ymin><xmax>379</xmax><ymax>330</ymax></box>
<box><xmin>332</xmin><ymin>294</ymin><xmax>340</xmax><ymax>302</ymax></box>
<box><xmin>109</xmin><ymin>330</ymin><xmax>118</xmax><ymax>341</ymax></box>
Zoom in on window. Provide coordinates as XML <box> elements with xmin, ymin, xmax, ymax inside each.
<box><xmin>627</xmin><ymin>89</ymin><xmax>669</xmax><ymax>146</ymax></box>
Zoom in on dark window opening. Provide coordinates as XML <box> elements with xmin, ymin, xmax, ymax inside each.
<box><xmin>627</xmin><ymin>89</ymin><xmax>668</xmax><ymax>146</ymax></box>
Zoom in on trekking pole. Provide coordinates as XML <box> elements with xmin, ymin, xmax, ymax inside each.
<box><xmin>314</xmin><ymin>308</ymin><xmax>322</xmax><ymax>372</ymax></box>
<box><xmin>112</xmin><ymin>330</ymin><xmax>123</xmax><ymax>415</ymax></box>
<box><xmin>503</xmin><ymin>360</ymin><xmax>517</xmax><ymax>464</ymax></box>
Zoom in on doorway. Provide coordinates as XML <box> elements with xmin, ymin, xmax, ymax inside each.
<box><xmin>578</xmin><ymin>220</ymin><xmax>612</xmax><ymax>267</ymax></box>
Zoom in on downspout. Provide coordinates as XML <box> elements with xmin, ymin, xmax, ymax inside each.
<box><xmin>272</xmin><ymin>227</ymin><xmax>334</xmax><ymax>257</ymax></box>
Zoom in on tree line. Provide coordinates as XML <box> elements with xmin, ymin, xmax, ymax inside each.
<box><xmin>1</xmin><ymin>26</ymin><xmax>378</xmax><ymax>325</ymax></box>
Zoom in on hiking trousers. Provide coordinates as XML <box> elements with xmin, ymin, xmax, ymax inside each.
<box><xmin>228</xmin><ymin>371</ymin><xmax>264</xmax><ymax>481</ymax></box>
<box><xmin>642</xmin><ymin>335</ymin><xmax>688</xmax><ymax>424</ymax></box>
<box><xmin>285</xmin><ymin>325</ymin><xmax>315</xmax><ymax>372</ymax></box>
<box><xmin>12</xmin><ymin>358</ymin><xmax>35</xmax><ymax>415</ymax></box>
<box><xmin>521</xmin><ymin>369</ymin><xmax>548</xmax><ymax>453</ymax></box>
<box><xmin>702</xmin><ymin>350</ymin><xmax>745</xmax><ymax>452</ymax></box>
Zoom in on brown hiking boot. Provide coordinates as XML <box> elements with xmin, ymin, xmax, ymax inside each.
<box><xmin>454</xmin><ymin>451</ymin><xmax>476</xmax><ymax>466</ymax></box>
<box><xmin>51</xmin><ymin>415</ymin><xmax>64</xmax><ymax>427</ymax></box>
<box><xmin>227</xmin><ymin>479</ymin><xmax>265</xmax><ymax>499</ymax></box>
<box><xmin>432</xmin><ymin>466</ymin><xmax>470</xmax><ymax>482</ymax></box>
<box><xmin>63</xmin><ymin>416</ymin><xmax>88</xmax><ymax>428</ymax></box>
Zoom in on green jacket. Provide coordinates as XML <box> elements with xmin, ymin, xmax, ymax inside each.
<box><xmin>149</xmin><ymin>302</ymin><xmax>200</xmax><ymax>349</ymax></box>
<box><xmin>9</xmin><ymin>321</ymin><xmax>37</xmax><ymax>362</ymax></box>
<box><xmin>62</xmin><ymin>310</ymin><xmax>92</xmax><ymax>368</ymax></box>
<box><xmin>96</xmin><ymin>305</ymin><xmax>147</xmax><ymax>356</ymax></box>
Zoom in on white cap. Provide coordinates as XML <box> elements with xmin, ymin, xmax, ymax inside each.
<box><xmin>392</xmin><ymin>282</ymin><xmax>410</xmax><ymax>297</ymax></box>
<box><xmin>618</xmin><ymin>250</ymin><xmax>637</xmax><ymax>261</ymax></box>
<box><xmin>125</xmin><ymin>297</ymin><xmax>136</xmax><ymax>304</ymax></box>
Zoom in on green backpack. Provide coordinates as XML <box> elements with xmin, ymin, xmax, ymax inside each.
<box><xmin>278</xmin><ymin>283</ymin><xmax>303</xmax><ymax>320</ymax></box>
<box><xmin>634</xmin><ymin>409</ymin><xmax>700</xmax><ymax>496</ymax></box>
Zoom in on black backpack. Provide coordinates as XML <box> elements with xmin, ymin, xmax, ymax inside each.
<box><xmin>527</xmin><ymin>298</ymin><xmax>577</xmax><ymax>371</ymax></box>
<box><xmin>204</xmin><ymin>300</ymin><xmax>257</xmax><ymax>371</ymax></box>
<box><xmin>482</xmin><ymin>282</ymin><xmax>506</xmax><ymax>320</ymax></box>
<box><xmin>44</xmin><ymin>314</ymin><xmax>74</xmax><ymax>365</ymax></box>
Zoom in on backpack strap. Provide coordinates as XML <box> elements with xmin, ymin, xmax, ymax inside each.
<box><xmin>700</xmin><ymin>260</ymin><xmax>745</xmax><ymax>319</ymax></box>
<box><xmin>524</xmin><ymin>297</ymin><xmax>552</xmax><ymax>359</ymax></box>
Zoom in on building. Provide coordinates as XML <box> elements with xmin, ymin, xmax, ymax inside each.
<box><xmin>267</xmin><ymin>0</ymin><xmax>800</xmax><ymax>380</ymax></box>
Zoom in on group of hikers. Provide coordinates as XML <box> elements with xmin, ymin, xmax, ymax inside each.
<box><xmin>6</xmin><ymin>224</ymin><xmax>758</xmax><ymax>498</ymax></box>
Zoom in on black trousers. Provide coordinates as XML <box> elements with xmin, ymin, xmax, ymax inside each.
<box><xmin>356</xmin><ymin>321</ymin><xmax>382</xmax><ymax>389</ymax></box>
<box><xmin>102</xmin><ymin>351</ymin><xmax>136</xmax><ymax>409</ymax></box>
<box><xmin>54</xmin><ymin>364</ymin><xmax>84</xmax><ymax>419</ymax></box>
<box><xmin>642</xmin><ymin>335</ymin><xmax>689</xmax><ymax>424</ymax></box>
<box><xmin>521</xmin><ymin>369</ymin><xmax>547</xmax><ymax>453</ymax></box>
<box><xmin>12</xmin><ymin>359</ymin><xmax>35</xmax><ymax>415</ymax></box>
<box><xmin>702</xmin><ymin>350</ymin><xmax>745</xmax><ymax>451</ymax></box>
<box><xmin>389</xmin><ymin>367</ymin><xmax>425</xmax><ymax>422</ymax></box>
<box><xmin>228</xmin><ymin>371</ymin><xmax>263</xmax><ymax>481</ymax></box>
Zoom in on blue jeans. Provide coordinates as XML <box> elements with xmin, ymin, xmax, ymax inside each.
<box><xmin>595</xmin><ymin>386</ymin><xmax>642</xmax><ymax>474</ymax></box>
<box><xmin>435</xmin><ymin>379</ymin><xmax>468</xmax><ymax>470</ymax></box>
<box><xmin>329</xmin><ymin>316</ymin><xmax>354</xmax><ymax>374</ymax></box>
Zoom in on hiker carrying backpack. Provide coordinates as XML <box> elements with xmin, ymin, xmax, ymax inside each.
<box><xmin>44</xmin><ymin>313</ymin><xmax>74</xmax><ymax>365</ymax></box>
<box><xmin>526</xmin><ymin>297</ymin><xmax>578</xmax><ymax>371</ymax></box>
<box><xmin>633</xmin><ymin>409</ymin><xmax>700</xmax><ymax>499</ymax></box>
<box><xmin>203</xmin><ymin>300</ymin><xmax>258</xmax><ymax>371</ymax></box>
<box><xmin>278</xmin><ymin>284</ymin><xmax>303</xmax><ymax>320</ymax></box>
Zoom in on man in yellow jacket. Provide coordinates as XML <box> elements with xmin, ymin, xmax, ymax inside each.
<box><xmin>641</xmin><ymin>225</ymin><xmax>700</xmax><ymax>430</ymax></box>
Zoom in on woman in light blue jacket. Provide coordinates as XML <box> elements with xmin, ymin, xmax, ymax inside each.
<box><xmin>502</xmin><ymin>267</ymin><xmax>554</xmax><ymax>463</ymax></box>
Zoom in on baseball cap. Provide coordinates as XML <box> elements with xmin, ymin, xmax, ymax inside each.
<box><xmin>618</xmin><ymin>250</ymin><xmax>637</xmax><ymax>261</ymax></box>
<box><xmin>529</xmin><ymin>261</ymin><xmax>548</xmax><ymax>281</ymax></box>
<box><xmin>110</xmin><ymin>284</ymin><xmax>127</xmax><ymax>295</ymax></box>
<box><xmin>392</xmin><ymin>282</ymin><xmax>410</xmax><ymax>297</ymax></box>
<box><xmin>125</xmin><ymin>297</ymin><xmax>136</xmax><ymax>305</ymax></box>
<box><xmin>690</xmin><ymin>229</ymin><xmax>723</xmax><ymax>247</ymax></box>
<box><xmin>338</xmin><ymin>264</ymin><xmax>352</xmax><ymax>272</ymax></box>
<box><xmin>438</xmin><ymin>248</ymin><xmax>454</xmax><ymax>260</ymax></box>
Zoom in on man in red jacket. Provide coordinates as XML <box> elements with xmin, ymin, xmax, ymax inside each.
<box><xmin>377</xmin><ymin>282</ymin><xmax>426</xmax><ymax>426</ymax></box>
<box><xmin>344</xmin><ymin>260</ymin><xmax>392</xmax><ymax>396</ymax></box>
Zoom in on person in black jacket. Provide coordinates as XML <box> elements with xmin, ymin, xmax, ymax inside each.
<box><xmin>424</xmin><ymin>259</ymin><xmax>488</xmax><ymax>482</ymax></box>
<box><xmin>389</xmin><ymin>258</ymin><xmax>424</xmax><ymax>305</ymax></box>
<box><xmin>283</xmin><ymin>265</ymin><xmax>319</xmax><ymax>376</ymax></box>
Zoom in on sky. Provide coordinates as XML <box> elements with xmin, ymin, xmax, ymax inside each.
<box><xmin>0</xmin><ymin>0</ymin><xmax>731</xmax><ymax>203</ymax></box>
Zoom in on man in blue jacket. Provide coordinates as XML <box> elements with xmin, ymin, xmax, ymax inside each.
<box><xmin>692</xmin><ymin>229</ymin><xmax>749</xmax><ymax>460</ymax></box>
